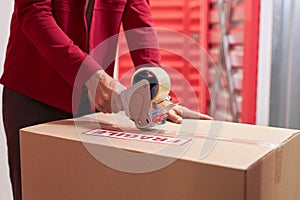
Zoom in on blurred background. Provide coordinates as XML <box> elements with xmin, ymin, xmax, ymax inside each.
<box><xmin>1</xmin><ymin>0</ymin><xmax>300</xmax><ymax>199</ymax></box>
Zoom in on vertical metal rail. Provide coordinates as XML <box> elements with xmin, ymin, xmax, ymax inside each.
<box><xmin>210</xmin><ymin>0</ymin><xmax>238</xmax><ymax>122</ymax></box>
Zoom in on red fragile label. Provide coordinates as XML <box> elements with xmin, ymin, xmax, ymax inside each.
<box><xmin>82</xmin><ymin>129</ymin><xmax>191</xmax><ymax>146</ymax></box>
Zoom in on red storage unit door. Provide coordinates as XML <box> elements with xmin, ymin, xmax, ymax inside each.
<box><xmin>117</xmin><ymin>0</ymin><xmax>260</xmax><ymax>124</ymax></box>
<box><xmin>207</xmin><ymin>0</ymin><xmax>259</xmax><ymax>124</ymax></box>
<box><xmin>118</xmin><ymin>0</ymin><xmax>208</xmax><ymax>113</ymax></box>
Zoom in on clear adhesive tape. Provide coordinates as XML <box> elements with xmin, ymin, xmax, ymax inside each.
<box><xmin>131</xmin><ymin>67</ymin><xmax>171</xmax><ymax>103</ymax></box>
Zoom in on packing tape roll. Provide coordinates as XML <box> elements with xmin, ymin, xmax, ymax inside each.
<box><xmin>132</xmin><ymin>67</ymin><xmax>171</xmax><ymax>103</ymax></box>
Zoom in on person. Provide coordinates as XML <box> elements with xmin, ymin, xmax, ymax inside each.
<box><xmin>1</xmin><ymin>0</ymin><xmax>212</xmax><ymax>199</ymax></box>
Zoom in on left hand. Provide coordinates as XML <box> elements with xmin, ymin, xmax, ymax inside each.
<box><xmin>157</xmin><ymin>100</ymin><xmax>213</xmax><ymax>124</ymax></box>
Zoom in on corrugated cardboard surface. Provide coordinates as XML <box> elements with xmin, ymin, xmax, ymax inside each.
<box><xmin>20</xmin><ymin>113</ymin><xmax>300</xmax><ymax>200</ymax></box>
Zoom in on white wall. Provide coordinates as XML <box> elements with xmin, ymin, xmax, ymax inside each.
<box><xmin>0</xmin><ymin>1</ymin><xmax>14</xmax><ymax>199</ymax></box>
<box><xmin>256</xmin><ymin>0</ymin><xmax>273</xmax><ymax>126</ymax></box>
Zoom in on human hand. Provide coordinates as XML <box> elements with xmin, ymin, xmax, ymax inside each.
<box><xmin>156</xmin><ymin>100</ymin><xmax>213</xmax><ymax>124</ymax></box>
<box><xmin>85</xmin><ymin>70</ymin><xmax>126</xmax><ymax>113</ymax></box>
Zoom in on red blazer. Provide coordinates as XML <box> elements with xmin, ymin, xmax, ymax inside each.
<box><xmin>0</xmin><ymin>0</ymin><xmax>161</xmax><ymax>113</ymax></box>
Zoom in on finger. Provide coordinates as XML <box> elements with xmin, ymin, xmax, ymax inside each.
<box><xmin>104</xmin><ymin>102</ymin><xmax>112</xmax><ymax>113</ymax></box>
<box><xmin>173</xmin><ymin>106</ymin><xmax>183</xmax><ymax>116</ymax></box>
<box><xmin>198</xmin><ymin>113</ymin><xmax>214</xmax><ymax>120</ymax></box>
<box><xmin>95</xmin><ymin>95</ymin><xmax>110</xmax><ymax>113</ymax></box>
<box><xmin>96</xmin><ymin>103</ymin><xmax>107</xmax><ymax>113</ymax></box>
<box><xmin>97</xmin><ymin>92</ymin><xmax>113</xmax><ymax>113</ymax></box>
<box><xmin>180</xmin><ymin>107</ymin><xmax>213</xmax><ymax>120</ymax></box>
<box><xmin>167</xmin><ymin>109</ymin><xmax>183</xmax><ymax>124</ymax></box>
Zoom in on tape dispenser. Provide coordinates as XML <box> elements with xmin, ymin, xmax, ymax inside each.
<box><xmin>120</xmin><ymin>67</ymin><xmax>174</xmax><ymax>130</ymax></box>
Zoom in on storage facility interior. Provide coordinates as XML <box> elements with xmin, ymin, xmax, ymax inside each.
<box><xmin>117</xmin><ymin>0</ymin><xmax>300</xmax><ymax>129</ymax></box>
<box><xmin>1</xmin><ymin>0</ymin><xmax>300</xmax><ymax>199</ymax></box>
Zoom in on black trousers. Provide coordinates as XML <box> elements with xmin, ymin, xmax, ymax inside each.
<box><xmin>2</xmin><ymin>87</ymin><xmax>90</xmax><ymax>200</ymax></box>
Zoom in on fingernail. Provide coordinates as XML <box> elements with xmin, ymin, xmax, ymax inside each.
<box><xmin>176</xmin><ymin>117</ymin><xmax>183</xmax><ymax>123</ymax></box>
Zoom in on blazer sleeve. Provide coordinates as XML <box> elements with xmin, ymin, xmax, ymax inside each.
<box><xmin>15</xmin><ymin>0</ymin><xmax>102</xmax><ymax>89</ymax></box>
<box><xmin>122</xmin><ymin>0</ymin><xmax>162</xmax><ymax>68</ymax></box>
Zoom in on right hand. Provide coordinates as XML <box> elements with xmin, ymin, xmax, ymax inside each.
<box><xmin>85</xmin><ymin>70</ymin><xmax>126</xmax><ymax>113</ymax></box>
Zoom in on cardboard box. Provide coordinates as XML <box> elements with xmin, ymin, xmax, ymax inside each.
<box><xmin>20</xmin><ymin>113</ymin><xmax>300</xmax><ymax>200</ymax></box>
